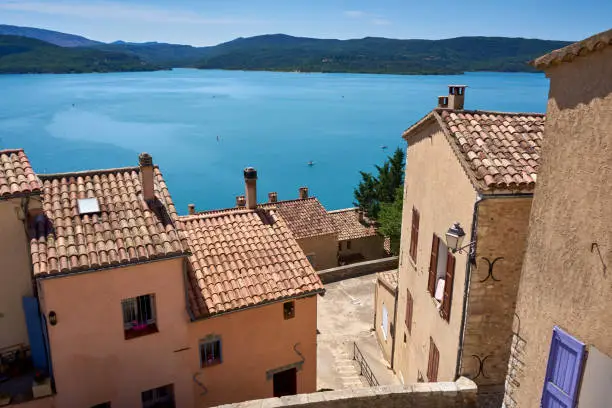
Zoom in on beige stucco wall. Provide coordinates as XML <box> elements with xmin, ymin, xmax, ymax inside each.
<box><xmin>38</xmin><ymin>258</ymin><xmax>318</xmax><ymax>408</ymax></box>
<box><xmin>0</xmin><ymin>198</ymin><xmax>35</xmax><ymax>350</ymax></box>
<box><xmin>459</xmin><ymin>197</ymin><xmax>532</xmax><ymax>386</ymax></box>
<box><xmin>339</xmin><ymin>235</ymin><xmax>386</xmax><ymax>262</ymax></box>
<box><xmin>505</xmin><ymin>46</ymin><xmax>612</xmax><ymax>408</ymax></box>
<box><xmin>393</xmin><ymin>121</ymin><xmax>478</xmax><ymax>384</ymax></box>
<box><xmin>298</xmin><ymin>233</ymin><xmax>338</xmax><ymax>270</ymax></box>
<box><xmin>374</xmin><ymin>280</ymin><xmax>396</xmax><ymax>362</ymax></box>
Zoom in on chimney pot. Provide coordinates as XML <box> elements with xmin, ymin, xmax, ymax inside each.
<box><xmin>357</xmin><ymin>209</ymin><xmax>365</xmax><ymax>223</ymax></box>
<box><xmin>268</xmin><ymin>192</ymin><xmax>278</xmax><ymax>203</ymax></box>
<box><xmin>437</xmin><ymin>96</ymin><xmax>449</xmax><ymax>108</ymax></box>
<box><xmin>188</xmin><ymin>204</ymin><xmax>196</xmax><ymax>215</ymax></box>
<box><xmin>138</xmin><ymin>152</ymin><xmax>155</xmax><ymax>202</ymax></box>
<box><xmin>447</xmin><ymin>85</ymin><xmax>467</xmax><ymax>110</ymax></box>
<box><xmin>243</xmin><ymin>167</ymin><xmax>258</xmax><ymax>209</ymax></box>
<box><xmin>299</xmin><ymin>187</ymin><xmax>309</xmax><ymax>200</ymax></box>
<box><xmin>236</xmin><ymin>195</ymin><xmax>246</xmax><ymax>208</ymax></box>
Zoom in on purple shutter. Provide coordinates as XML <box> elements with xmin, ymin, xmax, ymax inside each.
<box><xmin>541</xmin><ymin>326</ymin><xmax>586</xmax><ymax>408</ymax></box>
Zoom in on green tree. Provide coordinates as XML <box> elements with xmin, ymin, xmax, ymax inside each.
<box><xmin>378</xmin><ymin>187</ymin><xmax>404</xmax><ymax>255</ymax></box>
<box><xmin>353</xmin><ymin>147</ymin><xmax>405</xmax><ymax>219</ymax></box>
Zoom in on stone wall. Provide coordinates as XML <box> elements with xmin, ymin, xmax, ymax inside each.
<box><xmin>318</xmin><ymin>257</ymin><xmax>399</xmax><ymax>284</ymax></box>
<box><xmin>214</xmin><ymin>377</ymin><xmax>477</xmax><ymax>408</ymax></box>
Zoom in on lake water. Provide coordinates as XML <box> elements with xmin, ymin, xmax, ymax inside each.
<box><xmin>0</xmin><ymin>69</ymin><xmax>549</xmax><ymax>213</ymax></box>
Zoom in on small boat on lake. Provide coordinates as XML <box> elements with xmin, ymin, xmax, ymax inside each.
<box><xmin>307</xmin><ymin>161</ymin><xmax>315</xmax><ymax>166</ymax></box>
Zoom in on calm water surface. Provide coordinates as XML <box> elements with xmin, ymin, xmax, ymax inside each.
<box><xmin>0</xmin><ymin>69</ymin><xmax>548</xmax><ymax>212</ymax></box>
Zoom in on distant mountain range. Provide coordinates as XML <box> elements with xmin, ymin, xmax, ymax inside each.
<box><xmin>0</xmin><ymin>24</ymin><xmax>571</xmax><ymax>75</ymax></box>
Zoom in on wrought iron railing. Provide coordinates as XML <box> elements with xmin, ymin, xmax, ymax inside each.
<box><xmin>353</xmin><ymin>342</ymin><xmax>379</xmax><ymax>387</ymax></box>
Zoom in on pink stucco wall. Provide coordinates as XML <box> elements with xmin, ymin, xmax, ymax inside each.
<box><xmin>37</xmin><ymin>258</ymin><xmax>317</xmax><ymax>408</ymax></box>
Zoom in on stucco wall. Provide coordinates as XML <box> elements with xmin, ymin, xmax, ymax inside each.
<box><xmin>375</xmin><ymin>280</ymin><xmax>396</xmax><ymax>362</ymax></box>
<box><xmin>38</xmin><ymin>258</ymin><xmax>318</xmax><ymax>408</ymax></box>
<box><xmin>504</xmin><ymin>46</ymin><xmax>612</xmax><ymax>408</ymax></box>
<box><xmin>338</xmin><ymin>235</ymin><xmax>386</xmax><ymax>262</ymax></box>
<box><xmin>394</xmin><ymin>121</ymin><xmax>478</xmax><ymax>384</ymax></box>
<box><xmin>0</xmin><ymin>198</ymin><xmax>35</xmax><ymax>349</ymax></box>
<box><xmin>298</xmin><ymin>233</ymin><xmax>338</xmax><ymax>270</ymax></box>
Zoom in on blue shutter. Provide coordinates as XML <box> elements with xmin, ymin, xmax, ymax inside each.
<box><xmin>541</xmin><ymin>326</ymin><xmax>586</xmax><ymax>408</ymax></box>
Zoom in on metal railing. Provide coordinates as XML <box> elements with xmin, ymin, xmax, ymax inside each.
<box><xmin>353</xmin><ymin>342</ymin><xmax>379</xmax><ymax>387</ymax></box>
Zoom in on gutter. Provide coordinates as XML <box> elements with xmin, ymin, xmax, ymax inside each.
<box><xmin>390</xmin><ymin>284</ymin><xmax>399</xmax><ymax>370</ymax></box>
<box><xmin>454</xmin><ymin>192</ymin><xmax>533</xmax><ymax>380</ymax></box>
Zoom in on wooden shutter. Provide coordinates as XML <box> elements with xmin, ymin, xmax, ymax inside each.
<box><xmin>427</xmin><ymin>337</ymin><xmax>439</xmax><ymax>382</ymax></box>
<box><xmin>405</xmin><ymin>289</ymin><xmax>413</xmax><ymax>334</ymax></box>
<box><xmin>441</xmin><ymin>252</ymin><xmax>456</xmax><ymax>322</ymax></box>
<box><xmin>427</xmin><ymin>235</ymin><xmax>439</xmax><ymax>296</ymax></box>
<box><xmin>410</xmin><ymin>208</ymin><xmax>420</xmax><ymax>261</ymax></box>
<box><xmin>541</xmin><ymin>327</ymin><xmax>586</xmax><ymax>408</ymax></box>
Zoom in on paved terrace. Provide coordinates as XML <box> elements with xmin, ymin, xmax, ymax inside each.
<box><xmin>317</xmin><ymin>274</ymin><xmax>400</xmax><ymax>390</ymax></box>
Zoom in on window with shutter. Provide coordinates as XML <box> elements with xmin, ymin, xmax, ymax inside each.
<box><xmin>541</xmin><ymin>327</ymin><xmax>586</xmax><ymax>408</ymax></box>
<box><xmin>405</xmin><ymin>289</ymin><xmax>413</xmax><ymax>334</ymax></box>
<box><xmin>409</xmin><ymin>208</ymin><xmax>420</xmax><ymax>262</ymax></box>
<box><xmin>441</xmin><ymin>252</ymin><xmax>455</xmax><ymax>322</ymax></box>
<box><xmin>427</xmin><ymin>337</ymin><xmax>439</xmax><ymax>382</ymax></box>
<box><xmin>427</xmin><ymin>235</ymin><xmax>439</xmax><ymax>296</ymax></box>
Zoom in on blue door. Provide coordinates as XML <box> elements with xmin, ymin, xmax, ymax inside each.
<box><xmin>22</xmin><ymin>297</ymin><xmax>49</xmax><ymax>371</ymax></box>
<box><xmin>541</xmin><ymin>326</ymin><xmax>585</xmax><ymax>408</ymax></box>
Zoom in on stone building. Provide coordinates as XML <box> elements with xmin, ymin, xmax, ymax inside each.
<box><xmin>503</xmin><ymin>29</ymin><xmax>612</xmax><ymax>408</ymax></box>
<box><xmin>392</xmin><ymin>87</ymin><xmax>545</xmax><ymax>404</ymax></box>
<box><xmin>0</xmin><ymin>153</ymin><xmax>323</xmax><ymax>408</ymax></box>
<box><xmin>329</xmin><ymin>208</ymin><xmax>387</xmax><ymax>265</ymax></box>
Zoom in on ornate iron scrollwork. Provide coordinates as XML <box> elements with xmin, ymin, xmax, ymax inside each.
<box><xmin>480</xmin><ymin>257</ymin><xmax>504</xmax><ymax>282</ymax></box>
<box><xmin>193</xmin><ymin>372</ymin><xmax>208</xmax><ymax>397</ymax></box>
<box><xmin>265</xmin><ymin>343</ymin><xmax>306</xmax><ymax>380</ymax></box>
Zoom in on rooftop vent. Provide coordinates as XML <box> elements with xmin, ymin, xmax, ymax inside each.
<box><xmin>78</xmin><ymin>197</ymin><xmax>100</xmax><ymax>215</ymax></box>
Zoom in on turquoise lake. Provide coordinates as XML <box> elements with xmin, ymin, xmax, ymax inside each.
<box><xmin>0</xmin><ymin>69</ymin><xmax>549</xmax><ymax>212</ymax></box>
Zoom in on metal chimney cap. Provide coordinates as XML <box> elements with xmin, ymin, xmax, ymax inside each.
<box><xmin>244</xmin><ymin>167</ymin><xmax>258</xmax><ymax>180</ymax></box>
<box><xmin>138</xmin><ymin>152</ymin><xmax>153</xmax><ymax>166</ymax></box>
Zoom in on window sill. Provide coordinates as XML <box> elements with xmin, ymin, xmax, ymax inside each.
<box><xmin>201</xmin><ymin>360</ymin><xmax>222</xmax><ymax>369</ymax></box>
<box><xmin>124</xmin><ymin>323</ymin><xmax>158</xmax><ymax>340</ymax></box>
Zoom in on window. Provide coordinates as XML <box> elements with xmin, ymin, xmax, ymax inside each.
<box><xmin>200</xmin><ymin>337</ymin><xmax>222</xmax><ymax>367</ymax></box>
<box><xmin>306</xmin><ymin>253</ymin><xmax>316</xmax><ymax>267</ymax></box>
<box><xmin>284</xmin><ymin>301</ymin><xmax>295</xmax><ymax>320</ymax></box>
<box><xmin>91</xmin><ymin>403</ymin><xmax>111</xmax><ymax>408</ymax></box>
<box><xmin>141</xmin><ymin>384</ymin><xmax>175</xmax><ymax>408</ymax></box>
<box><xmin>77</xmin><ymin>197</ymin><xmax>100</xmax><ymax>215</ymax></box>
<box><xmin>405</xmin><ymin>289</ymin><xmax>413</xmax><ymax>334</ymax></box>
<box><xmin>427</xmin><ymin>337</ymin><xmax>439</xmax><ymax>382</ymax></box>
<box><xmin>121</xmin><ymin>294</ymin><xmax>157</xmax><ymax>340</ymax></box>
<box><xmin>427</xmin><ymin>235</ymin><xmax>455</xmax><ymax>322</ymax></box>
<box><xmin>381</xmin><ymin>304</ymin><xmax>389</xmax><ymax>340</ymax></box>
<box><xmin>338</xmin><ymin>242</ymin><xmax>342</xmax><ymax>251</ymax></box>
<box><xmin>541</xmin><ymin>327</ymin><xmax>586</xmax><ymax>408</ymax></box>
<box><xmin>409</xmin><ymin>207</ymin><xmax>420</xmax><ymax>262</ymax></box>
<box><xmin>347</xmin><ymin>240</ymin><xmax>352</xmax><ymax>250</ymax></box>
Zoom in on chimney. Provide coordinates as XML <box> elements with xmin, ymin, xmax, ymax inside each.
<box><xmin>437</xmin><ymin>96</ymin><xmax>449</xmax><ymax>108</ymax></box>
<box><xmin>268</xmin><ymin>192</ymin><xmax>278</xmax><ymax>203</ymax></box>
<box><xmin>236</xmin><ymin>195</ymin><xmax>246</xmax><ymax>208</ymax></box>
<box><xmin>188</xmin><ymin>204</ymin><xmax>196</xmax><ymax>215</ymax></box>
<box><xmin>139</xmin><ymin>152</ymin><xmax>155</xmax><ymax>202</ymax></box>
<box><xmin>357</xmin><ymin>209</ymin><xmax>365</xmax><ymax>223</ymax></box>
<box><xmin>299</xmin><ymin>187</ymin><xmax>309</xmax><ymax>200</ymax></box>
<box><xmin>243</xmin><ymin>167</ymin><xmax>258</xmax><ymax>209</ymax></box>
<box><xmin>447</xmin><ymin>85</ymin><xmax>467</xmax><ymax>110</ymax></box>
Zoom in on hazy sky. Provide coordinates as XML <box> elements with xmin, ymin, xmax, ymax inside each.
<box><xmin>1</xmin><ymin>0</ymin><xmax>610</xmax><ymax>46</ymax></box>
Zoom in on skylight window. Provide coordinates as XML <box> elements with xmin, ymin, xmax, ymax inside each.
<box><xmin>77</xmin><ymin>198</ymin><xmax>100</xmax><ymax>215</ymax></box>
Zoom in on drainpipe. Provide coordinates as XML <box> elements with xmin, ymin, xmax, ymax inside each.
<box><xmin>454</xmin><ymin>192</ymin><xmax>533</xmax><ymax>380</ymax></box>
<box><xmin>390</xmin><ymin>285</ymin><xmax>399</xmax><ymax>370</ymax></box>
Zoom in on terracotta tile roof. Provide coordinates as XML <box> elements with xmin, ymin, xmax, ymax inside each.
<box><xmin>328</xmin><ymin>208</ymin><xmax>378</xmax><ymax>241</ymax></box>
<box><xmin>532</xmin><ymin>28</ymin><xmax>612</xmax><ymax>69</ymax></box>
<box><xmin>403</xmin><ymin>109</ymin><xmax>545</xmax><ymax>193</ymax></box>
<box><xmin>259</xmin><ymin>197</ymin><xmax>338</xmax><ymax>239</ymax></box>
<box><xmin>29</xmin><ymin>166</ymin><xmax>189</xmax><ymax>276</ymax></box>
<box><xmin>378</xmin><ymin>270</ymin><xmax>398</xmax><ymax>291</ymax></box>
<box><xmin>0</xmin><ymin>149</ymin><xmax>41</xmax><ymax>199</ymax></box>
<box><xmin>180</xmin><ymin>209</ymin><xmax>324</xmax><ymax>318</ymax></box>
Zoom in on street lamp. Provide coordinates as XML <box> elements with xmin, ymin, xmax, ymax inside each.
<box><xmin>445</xmin><ymin>222</ymin><xmax>472</xmax><ymax>254</ymax></box>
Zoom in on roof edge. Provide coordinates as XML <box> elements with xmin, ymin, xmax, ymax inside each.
<box><xmin>328</xmin><ymin>207</ymin><xmax>358</xmax><ymax>214</ymax></box>
<box><xmin>39</xmin><ymin>166</ymin><xmax>142</xmax><ymax>179</ymax></box>
<box><xmin>531</xmin><ymin>28</ymin><xmax>612</xmax><ymax>70</ymax></box>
